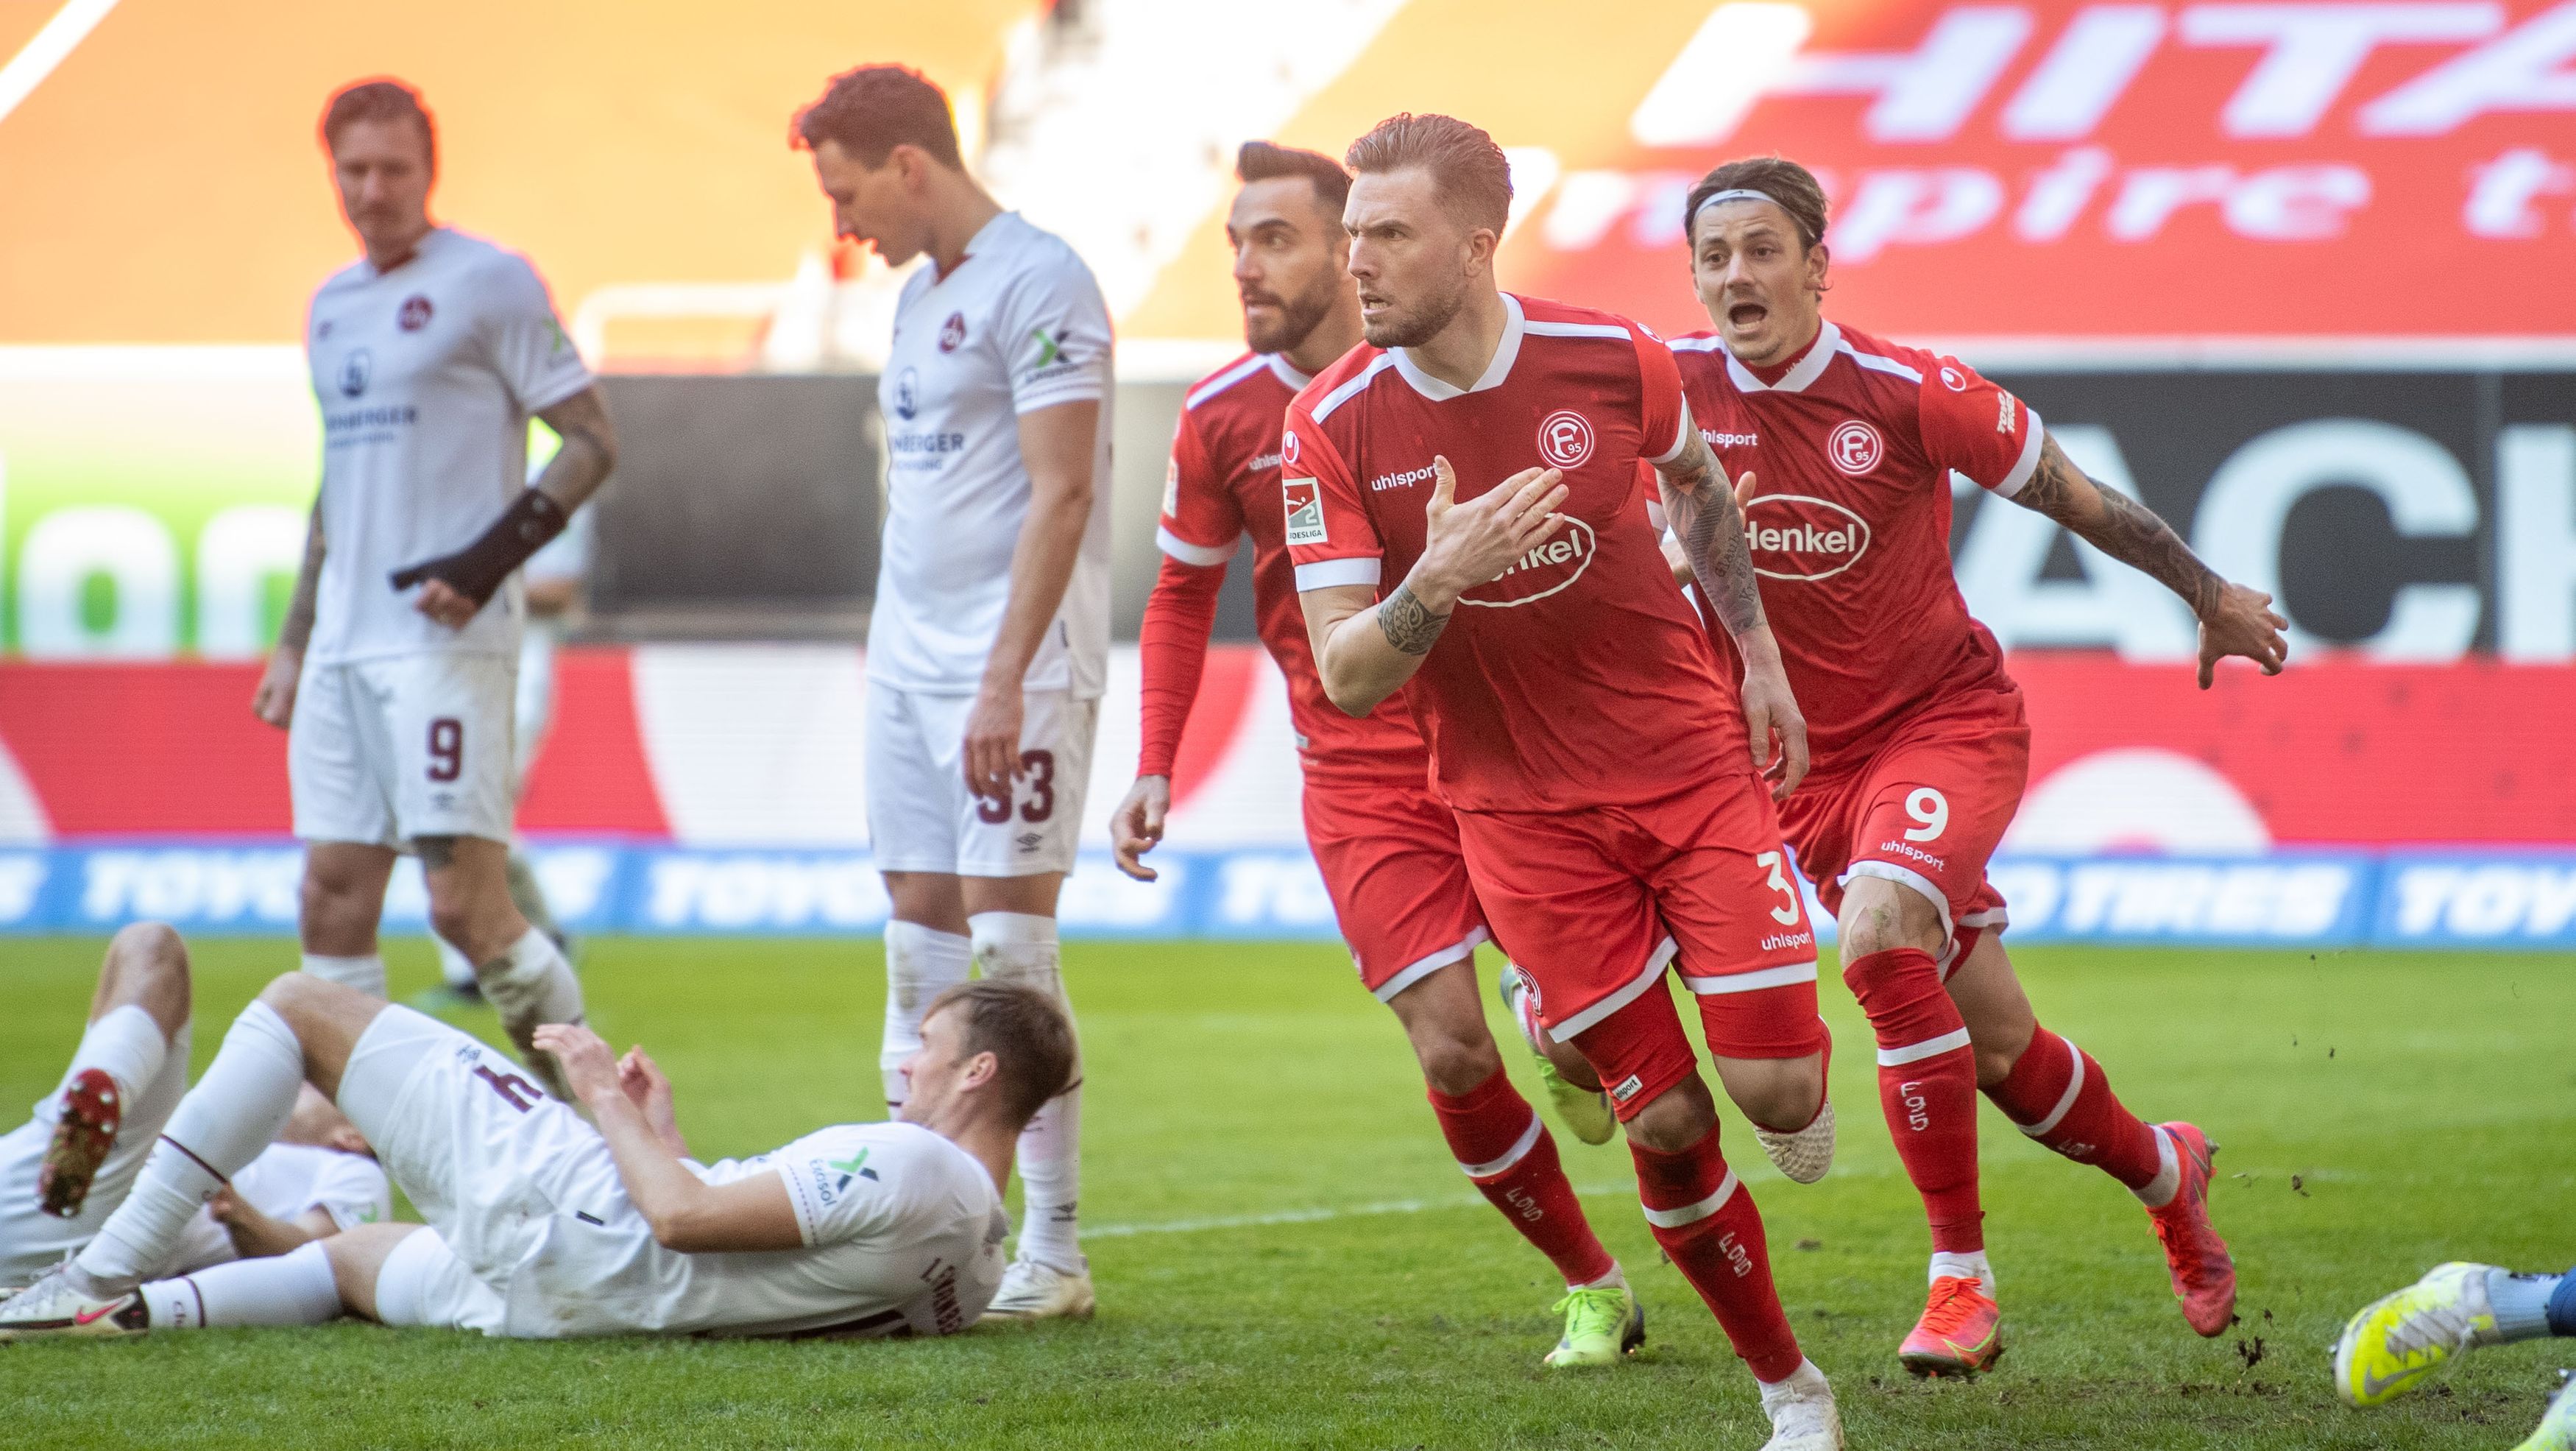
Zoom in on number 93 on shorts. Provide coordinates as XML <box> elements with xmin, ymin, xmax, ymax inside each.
<box><xmin>289</xmin><ymin>652</ymin><xmax>520</xmax><ymax>847</ymax></box>
<box><xmin>864</xmin><ymin>684</ymin><xmax>1099</xmax><ymax>878</ymax></box>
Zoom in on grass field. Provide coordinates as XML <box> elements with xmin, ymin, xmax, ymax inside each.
<box><xmin>3</xmin><ymin>934</ymin><xmax>2572</xmax><ymax>1449</ymax></box>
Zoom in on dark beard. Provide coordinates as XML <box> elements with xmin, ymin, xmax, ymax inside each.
<box><xmin>1359</xmin><ymin>277</ymin><xmax>1465</xmax><ymax>350</ymax></box>
<box><xmin>1243</xmin><ymin>283</ymin><xmax>1337</xmax><ymax>357</ymax></box>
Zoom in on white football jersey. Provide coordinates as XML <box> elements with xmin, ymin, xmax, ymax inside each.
<box><xmin>498</xmin><ymin>1120</ymin><xmax>1006</xmax><ymax>1339</ymax></box>
<box><xmin>304</xmin><ymin>227</ymin><xmax>593</xmax><ymax>665</ymax></box>
<box><xmin>870</xmin><ymin>211</ymin><xmax>1114</xmax><ymax>698</ymax></box>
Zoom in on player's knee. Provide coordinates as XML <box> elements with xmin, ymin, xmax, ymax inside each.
<box><xmin>1621</xmin><ymin>1078</ymin><xmax>1717</xmax><ymax>1154</ymax></box>
<box><xmin>425</xmin><ymin>897</ymin><xmax>482</xmax><ymax>956</ymax></box>
<box><xmin>1409</xmin><ymin>1023</ymin><xmax>1504</xmax><ymax>1097</ymax></box>
<box><xmin>108</xmin><ymin>919</ymin><xmax>186</xmax><ymax>967</ymax></box>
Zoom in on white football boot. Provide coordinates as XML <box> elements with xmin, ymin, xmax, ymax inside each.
<box><xmin>1757</xmin><ymin>1358</ymin><xmax>1845</xmax><ymax>1450</ymax></box>
<box><xmin>0</xmin><ymin>1263</ymin><xmax>146</xmax><ymax>1341</ymax></box>
<box><xmin>982</xmin><ymin>1257</ymin><xmax>1096</xmax><ymax>1323</ymax></box>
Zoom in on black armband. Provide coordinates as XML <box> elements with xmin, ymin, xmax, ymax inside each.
<box><xmin>389</xmin><ymin>490</ymin><xmax>570</xmax><ymax>607</ymax></box>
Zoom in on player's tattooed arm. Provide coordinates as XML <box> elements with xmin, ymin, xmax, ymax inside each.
<box><xmin>2011</xmin><ymin>434</ymin><xmax>2289</xmax><ymax>687</ymax></box>
<box><xmin>1652</xmin><ymin>427</ymin><xmax>1766</xmax><ymax>637</ymax></box>
<box><xmin>1657</xmin><ymin>418</ymin><xmax>1811</xmax><ymax>798</ymax></box>
<box><xmin>1376</xmin><ymin>580</ymin><xmax>1449</xmax><ymax>654</ymax></box>
<box><xmin>252</xmin><ymin>501</ymin><xmax>326</xmax><ymax>727</ymax></box>
<box><xmin>531</xmin><ymin>385</ymin><xmax>620</xmax><ymax>511</ymax></box>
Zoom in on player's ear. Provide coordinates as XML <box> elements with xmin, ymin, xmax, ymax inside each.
<box><xmin>1808</xmin><ymin>241</ymin><xmax>1831</xmax><ymax>297</ymax></box>
<box><xmin>960</xmin><ymin>1048</ymin><xmax>1001</xmax><ymax>1095</ymax></box>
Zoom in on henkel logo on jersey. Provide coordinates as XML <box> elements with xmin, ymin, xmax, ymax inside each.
<box><xmin>1744</xmin><ymin>495</ymin><xmax>1872</xmax><ymax>582</ymax></box>
<box><xmin>1827</xmin><ymin>420</ymin><xmax>1884</xmax><ymax>476</ymax></box>
<box><xmin>1537</xmin><ymin>410</ymin><xmax>1594</xmax><ymax>468</ymax></box>
<box><xmin>1460</xmin><ymin>515</ymin><xmax>1597</xmax><ymax>607</ymax></box>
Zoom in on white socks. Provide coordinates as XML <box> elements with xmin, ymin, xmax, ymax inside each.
<box><xmin>1930</xmin><ymin>1249</ymin><xmax>1997</xmax><ymax>1299</ymax></box>
<box><xmin>2134</xmin><ymin>1126</ymin><xmax>2183</xmax><ymax>1208</ymax></box>
<box><xmin>300</xmin><ymin>953</ymin><xmax>386</xmax><ymax>1000</ymax></box>
<box><xmin>139</xmin><ymin>1241</ymin><xmax>341</xmax><ymax>1329</ymax></box>
<box><xmin>973</xmin><ymin>911</ymin><xmax>1084</xmax><ymax>1274</ymax></box>
<box><xmin>477</xmin><ymin>925</ymin><xmax>582</xmax><ymax>1034</ymax></box>
<box><xmin>75</xmin><ymin>1000</ymin><xmax>304</xmax><ymax>1293</ymax></box>
<box><xmin>882</xmin><ymin>921</ymin><xmax>973</xmax><ymax>1111</ymax></box>
<box><xmin>58</xmin><ymin>1004</ymin><xmax>169</xmax><ymax>1115</ymax></box>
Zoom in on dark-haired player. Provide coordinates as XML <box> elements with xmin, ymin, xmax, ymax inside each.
<box><xmin>793</xmin><ymin>64</ymin><xmax>1111</xmax><ymax>1320</ymax></box>
<box><xmin>1108</xmin><ymin>141</ymin><xmax>1638</xmax><ymax>1369</ymax></box>
<box><xmin>0</xmin><ymin>976</ymin><xmax>1068</xmax><ymax>1341</ymax></box>
<box><xmin>1289</xmin><ymin>113</ymin><xmax>1841</xmax><ymax>1449</ymax></box>
<box><xmin>1664</xmin><ymin>156</ymin><xmax>2286</xmax><ymax>1374</ymax></box>
<box><xmin>250</xmin><ymin>78</ymin><xmax>613</xmax><ymax>1098</ymax></box>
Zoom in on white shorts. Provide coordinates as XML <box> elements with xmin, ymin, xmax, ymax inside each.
<box><xmin>865</xmin><ymin>683</ymin><xmax>1098</xmax><ymax>878</ymax></box>
<box><xmin>291</xmin><ymin>652</ymin><xmax>517</xmax><ymax>847</ymax></box>
<box><xmin>374</xmin><ymin>1226</ymin><xmax>507</xmax><ymax>1335</ymax></box>
<box><xmin>0</xmin><ymin>1024</ymin><xmax>191</xmax><ymax>1289</ymax></box>
<box><xmin>338</xmin><ymin>1007</ymin><xmax>628</xmax><ymax>1310</ymax></box>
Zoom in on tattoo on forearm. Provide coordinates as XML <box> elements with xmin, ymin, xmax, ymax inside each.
<box><xmin>2017</xmin><ymin>438</ymin><xmax>2221</xmax><ymax>616</ymax></box>
<box><xmin>1657</xmin><ymin>431</ymin><xmax>1766</xmax><ymax>636</ymax></box>
<box><xmin>534</xmin><ymin>388</ymin><xmax>618</xmax><ymax>511</ymax></box>
<box><xmin>1376</xmin><ymin>581</ymin><xmax>1450</xmax><ymax>655</ymax></box>
<box><xmin>277</xmin><ymin>502</ymin><xmax>326</xmax><ymax>652</ymax></box>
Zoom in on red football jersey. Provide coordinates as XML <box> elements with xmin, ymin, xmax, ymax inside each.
<box><xmin>1157</xmin><ymin>350</ymin><xmax>1431</xmax><ymax>785</ymax></box>
<box><xmin>1671</xmin><ymin>319</ymin><xmax>2042</xmax><ymax>768</ymax></box>
<box><xmin>1283</xmin><ymin>294</ymin><xmax>1754</xmax><ymax>813</ymax></box>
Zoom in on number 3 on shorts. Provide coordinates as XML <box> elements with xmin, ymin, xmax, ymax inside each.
<box><xmin>1754</xmin><ymin>850</ymin><xmax>1802</xmax><ymax>926</ymax></box>
<box><xmin>1903</xmin><ymin>787</ymin><xmax>1949</xmax><ymax>843</ymax></box>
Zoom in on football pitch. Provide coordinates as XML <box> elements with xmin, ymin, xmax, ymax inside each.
<box><xmin>3</xmin><ymin>935</ymin><xmax>2569</xmax><ymax>1450</ymax></box>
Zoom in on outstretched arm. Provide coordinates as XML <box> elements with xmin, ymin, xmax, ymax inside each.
<box><xmin>534</xmin><ymin>1025</ymin><xmax>802</xmax><ymax>1253</ymax></box>
<box><xmin>2008</xmin><ymin>435</ymin><xmax>2287</xmax><ymax>688</ymax></box>
<box><xmin>1658</xmin><ymin>426</ymin><xmax>1808</xmax><ymax>799</ymax></box>
<box><xmin>1300</xmin><ymin>458</ymin><xmax>1568</xmax><ymax>719</ymax></box>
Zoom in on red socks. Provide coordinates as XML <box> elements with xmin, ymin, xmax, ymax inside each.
<box><xmin>1429</xmin><ymin>1070</ymin><xmax>1615</xmax><ymax>1288</ymax></box>
<box><xmin>1984</xmin><ymin>1023</ymin><xmax>2165</xmax><ymax>1195</ymax></box>
<box><xmin>1630</xmin><ymin>1126</ymin><xmax>1803</xmax><ymax>1383</ymax></box>
<box><xmin>1843</xmin><ymin>947</ymin><xmax>1984</xmax><ymax>1254</ymax></box>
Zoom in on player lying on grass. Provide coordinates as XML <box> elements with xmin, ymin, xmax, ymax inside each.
<box><xmin>0</xmin><ymin>975</ymin><xmax>1071</xmax><ymax>1341</ymax></box>
<box><xmin>2335</xmin><ymin>1261</ymin><xmax>2576</xmax><ymax>1447</ymax></box>
<box><xmin>1661</xmin><ymin>157</ymin><xmax>2282</xmax><ymax>1375</ymax></box>
<box><xmin>1112</xmin><ymin>140</ymin><xmax>1638</xmax><ymax>1371</ymax></box>
<box><xmin>1288</xmin><ymin>113</ymin><xmax>1842</xmax><ymax>1449</ymax></box>
<box><xmin>2</xmin><ymin>924</ymin><xmax>389</xmax><ymax>1301</ymax></box>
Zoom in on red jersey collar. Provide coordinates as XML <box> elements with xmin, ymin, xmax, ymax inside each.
<box><xmin>1725</xmin><ymin>319</ymin><xmax>1840</xmax><ymax>395</ymax></box>
<box><xmin>1391</xmin><ymin>292</ymin><xmax>1525</xmax><ymax>401</ymax></box>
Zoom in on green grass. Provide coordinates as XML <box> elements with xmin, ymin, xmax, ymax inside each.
<box><xmin>3</xmin><ymin>936</ymin><xmax>2572</xmax><ymax>1449</ymax></box>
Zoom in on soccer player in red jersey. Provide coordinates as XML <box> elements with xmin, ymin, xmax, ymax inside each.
<box><xmin>1663</xmin><ymin>156</ymin><xmax>2290</xmax><ymax>1376</ymax></box>
<box><xmin>1287</xmin><ymin>114</ymin><xmax>1843</xmax><ymax>1449</ymax></box>
<box><xmin>1106</xmin><ymin>141</ymin><xmax>1640</xmax><ymax>1371</ymax></box>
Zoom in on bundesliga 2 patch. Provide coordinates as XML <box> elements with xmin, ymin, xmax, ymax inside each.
<box><xmin>1282</xmin><ymin>476</ymin><xmax>1327</xmax><ymax>546</ymax></box>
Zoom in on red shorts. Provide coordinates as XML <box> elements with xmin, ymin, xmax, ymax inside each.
<box><xmin>1303</xmin><ymin>777</ymin><xmax>1490</xmax><ymax>1001</ymax></box>
<box><xmin>1780</xmin><ymin>685</ymin><xmax>2030</xmax><ymax>973</ymax></box>
<box><xmin>1453</xmin><ymin>781</ymin><xmax>1825</xmax><ymax>1118</ymax></box>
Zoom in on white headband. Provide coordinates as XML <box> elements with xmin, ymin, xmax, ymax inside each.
<box><xmin>1693</xmin><ymin>187</ymin><xmax>1783</xmax><ymax>222</ymax></box>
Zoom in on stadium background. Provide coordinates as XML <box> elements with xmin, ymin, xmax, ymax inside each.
<box><xmin>2</xmin><ymin>0</ymin><xmax>2573</xmax><ymax>951</ymax></box>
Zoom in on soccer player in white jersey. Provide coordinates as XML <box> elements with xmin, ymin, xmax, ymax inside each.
<box><xmin>1</xmin><ymin>925</ymin><xmax>390</xmax><ymax>1302</ymax></box>
<box><xmin>0</xmin><ymin>976</ymin><xmax>1070</xmax><ymax>1342</ymax></box>
<box><xmin>250</xmin><ymin>80</ymin><xmax>616</xmax><ymax>1096</ymax></box>
<box><xmin>793</xmin><ymin>65</ymin><xmax>1113</xmax><ymax>1321</ymax></box>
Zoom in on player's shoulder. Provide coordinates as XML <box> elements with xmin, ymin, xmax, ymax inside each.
<box><xmin>1825</xmin><ymin>321</ymin><xmax>1937</xmax><ymax>388</ymax></box>
<box><xmin>1664</xmin><ymin>327</ymin><xmax>1733</xmax><ymax>381</ymax></box>
<box><xmin>1184</xmin><ymin>351</ymin><xmax>1275</xmax><ymax>413</ymax></box>
<box><xmin>1514</xmin><ymin>293</ymin><xmax>1650</xmax><ymax>343</ymax></box>
<box><xmin>1291</xmin><ymin>344</ymin><xmax>1393</xmax><ymax>426</ymax></box>
<box><xmin>987</xmin><ymin>213</ymin><xmax>1103</xmax><ymax>294</ymax></box>
<box><xmin>424</xmin><ymin>229</ymin><xmax>556</xmax><ymax>308</ymax></box>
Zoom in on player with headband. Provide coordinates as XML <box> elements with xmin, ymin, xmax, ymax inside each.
<box><xmin>1663</xmin><ymin>156</ymin><xmax>2287</xmax><ymax>1376</ymax></box>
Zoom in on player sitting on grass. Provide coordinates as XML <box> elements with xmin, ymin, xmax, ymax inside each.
<box><xmin>2335</xmin><ymin>1262</ymin><xmax>2576</xmax><ymax>1447</ymax></box>
<box><xmin>0</xmin><ymin>976</ymin><xmax>1070</xmax><ymax>1341</ymax></box>
<box><xmin>1663</xmin><ymin>156</ymin><xmax>2279</xmax><ymax>1375</ymax></box>
<box><xmin>3</xmin><ymin>924</ymin><xmax>389</xmax><ymax>1300</ymax></box>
